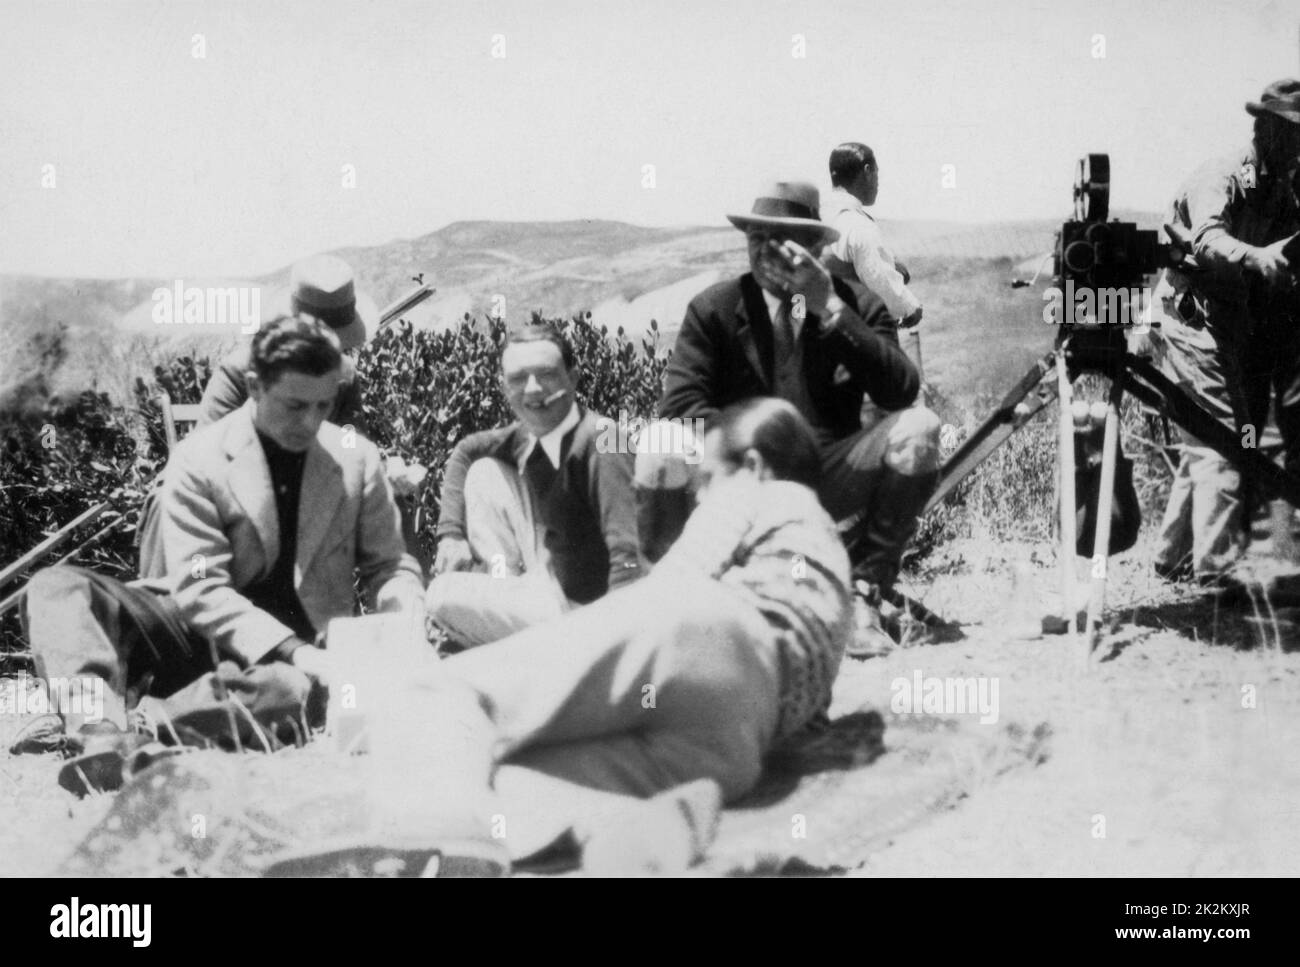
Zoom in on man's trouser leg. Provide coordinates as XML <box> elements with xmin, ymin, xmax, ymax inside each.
<box><xmin>403</xmin><ymin>573</ymin><xmax>781</xmax><ymax>807</ymax></box>
<box><xmin>1260</xmin><ymin>315</ymin><xmax>1300</xmax><ymax>483</ymax></box>
<box><xmin>24</xmin><ymin>566</ymin><xmax>208</xmax><ymax>732</ymax></box>
<box><xmin>23</xmin><ymin>565</ymin><xmax>311</xmax><ymax>742</ymax></box>
<box><xmin>1154</xmin><ymin>448</ymin><xmax>1195</xmax><ymax>576</ymax></box>
<box><xmin>819</xmin><ymin>405</ymin><xmax>942</xmax><ymax>587</ymax></box>
<box><xmin>1155</xmin><ymin>299</ymin><xmax>1249</xmax><ymax>578</ymax></box>
<box><xmin>426</xmin><ymin>458</ymin><xmax>568</xmax><ymax>647</ymax></box>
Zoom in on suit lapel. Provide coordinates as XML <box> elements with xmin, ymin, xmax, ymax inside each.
<box><xmin>296</xmin><ymin>437</ymin><xmax>346</xmax><ymax>579</ymax></box>
<box><xmin>736</xmin><ymin>275</ymin><xmax>772</xmax><ymax>390</ymax></box>
<box><xmin>224</xmin><ymin>404</ymin><xmax>279</xmax><ymax>569</ymax></box>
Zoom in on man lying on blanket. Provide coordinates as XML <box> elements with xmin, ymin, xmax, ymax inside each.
<box><xmin>272</xmin><ymin>396</ymin><xmax>853</xmax><ymax>876</ymax></box>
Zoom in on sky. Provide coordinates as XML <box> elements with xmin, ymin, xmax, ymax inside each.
<box><xmin>2</xmin><ymin>0</ymin><xmax>1299</xmax><ymax>279</ymax></box>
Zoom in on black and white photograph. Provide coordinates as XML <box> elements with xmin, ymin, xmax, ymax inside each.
<box><xmin>0</xmin><ymin>0</ymin><xmax>1296</xmax><ymax>914</ymax></box>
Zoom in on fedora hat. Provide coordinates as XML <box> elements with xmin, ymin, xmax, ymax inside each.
<box><xmin>726</xmin><ymin>181</ymin><xmax>839</xmax><ymax>242</ymax></box>
<box><xmin>1246</xmin><ymin>78</ymin><xmax>1300</xmax><ymax>125</ymax></box>
<box><xmin>270</xmin><ymin>254</ymin><xmax>378</xmax><ymax>351</ymax></box>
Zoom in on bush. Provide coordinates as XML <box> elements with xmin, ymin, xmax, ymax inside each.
<box><xmin>0</xmin><ymin>312</ymin><xmax>669</xmax><ymax>663</ymax></box>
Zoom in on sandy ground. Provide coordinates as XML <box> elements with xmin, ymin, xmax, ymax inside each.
<box><xmin>2</xmin><ymin>533</ymin><xmax>1298</xmax><ymax>877</ymax></box>
<box><xmin>840</xmin><ymin>535</ymin><xmax>1300</xmax><ymax>876</ymax></box>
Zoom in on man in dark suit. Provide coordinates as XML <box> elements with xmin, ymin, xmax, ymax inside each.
<box><xmin>647</xmin><ymin>181</ymin><xmax>941</xmax><ymax>657</ymax></box>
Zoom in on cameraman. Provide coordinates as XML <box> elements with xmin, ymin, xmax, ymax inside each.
<box><xmin>1149</xmin><ymin>79</ymin><xmax>1300</xmax><ymax>583</ymax></box>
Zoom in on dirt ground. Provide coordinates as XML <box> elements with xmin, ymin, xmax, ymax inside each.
<box><xmin>2</xmin><ymin>532</ymin><xmax>1298</xmax><ymax>877</ymax></box>
<box><xmin>841</xmin><ymin>533</ymin><xmax>1300</xmax><ymax>876</ymax></box>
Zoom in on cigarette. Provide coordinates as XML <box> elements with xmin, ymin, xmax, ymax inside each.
<box><xmin>542</xmin><ymin>389</ymin><xmax>568</xmax><ymax>405</ymax></box>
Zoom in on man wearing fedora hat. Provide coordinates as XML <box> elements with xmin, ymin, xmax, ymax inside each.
<box><xmin>646</xmin><ymin>180</ymin><xmax>940</xmax><ymax>657</ymax></box>
<box><xmin>1147</xmin><ymin>79</ymin><xmax>1300</xmax><ymax>584</ymax></box>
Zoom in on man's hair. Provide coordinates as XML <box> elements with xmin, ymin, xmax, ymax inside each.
<box><xmin>250</xmin><ymin>313</ymin><xmax>343</xmax><ymax>386</ymax></box>
<box><xmin>1253</xmin><ymin>113</ymin><xmax>1300</xmax><ymax>171</ymax></box>
<box><xmin>829</xmin><ymin>142</ymin><xmax>875</xmax><ymax>187</ymax></box>
<box><xmin>502</xmin><ymin>317</ymin><xmax>575</xmax><ymax>371</ymax></box>
<box><xmin>705</xmin><ymin>397</ymin><xmax>822</xmax><ymax>490</ymax></box>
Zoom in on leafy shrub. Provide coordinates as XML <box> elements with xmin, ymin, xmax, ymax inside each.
<box><xmin>1</xmin><ymin>311</ymin><xmax>669</xmax><ymax>661</ymax></box>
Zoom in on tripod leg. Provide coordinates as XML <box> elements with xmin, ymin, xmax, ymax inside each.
<box><xmin>1056</xmin><ymin>355</ymin><xmax>1079</xmax><ymax>635</ymax></box>
<box><xmin>925</xmin><ymin>349</ymin><xmax>1059</xmax><ymax>515</ymax></box>
<box><xmin>1084</xmin><ymin>379</ymin><xmax>1124</xmax><ymax>659</ymax></box>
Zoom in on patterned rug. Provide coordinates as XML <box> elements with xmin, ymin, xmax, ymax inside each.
<box><xmin>57</xmin><ymin>711</ymin><xmax>1051</xmax><ymax>877</ymax></box>
<box><xmin>706</xmin><ymin>711</ymin><xmax>1052</xmax><ymax>875</ymax></box>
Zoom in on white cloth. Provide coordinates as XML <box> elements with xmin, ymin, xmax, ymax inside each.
<box><xmin>822</xmin><ymin>186</ymin><xmax>920</xmax><ymax>321</ymax></box>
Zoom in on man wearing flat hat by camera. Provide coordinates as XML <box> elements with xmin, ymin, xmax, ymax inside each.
<box><xmin>139</xmin><ymin>254</ymin><xmax>429</xmax><ymax>578</ymax></box>
<box><xmin>1148</xmin><ymin>79</ymin><xmax>1300</xmax><ymax>584</ymax></box>
<box><xmin>647</xmin><ymin>181</ymin><xmax>940</xmax><ymax>657</ymax></box>
<box><xmin>198</xmin><ymin>254</ymin><xmax>378</xmax><ymax>433</ymax></box>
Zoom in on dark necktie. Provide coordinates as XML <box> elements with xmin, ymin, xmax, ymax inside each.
<box><xmin>524</xmin><ymin>443</ymin><xmax>558</xmax><ymax>496</ymax></box>
<box><xmin>772</xmin><ymin>299</ymin><xmax>795</xmax><ymax>360</ymax></box>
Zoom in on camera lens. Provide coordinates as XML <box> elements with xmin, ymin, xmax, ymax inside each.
<box><xmin>1064</xmin><ymin>240</ymin><xmax>1094</xmax><ymax>274</ymax></box>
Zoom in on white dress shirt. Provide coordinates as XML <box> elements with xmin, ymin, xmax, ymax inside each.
<box><xmin>520</xmin><ymin>400</ymin><xmax>581</xmax><ymax>472</ymax></box>
<box><xmin>822</xmin><ymin>186</ymin><xmax>920</xmax><ymax>321</ymax></box>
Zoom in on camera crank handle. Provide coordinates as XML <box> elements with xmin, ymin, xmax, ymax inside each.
<box><xmin>1010</xmin><ymin>252</ymin><xmax>1054</xmax><ymax>289</ymax></box>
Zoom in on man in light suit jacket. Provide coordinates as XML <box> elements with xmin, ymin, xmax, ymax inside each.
<box><xmin>16</xmin><ymin>315</ymin><xmax>423</xmax><ymax>793</ymax></box>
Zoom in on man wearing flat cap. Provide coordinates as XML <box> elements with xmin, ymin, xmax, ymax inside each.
<box><xmin>1148</xmin><ymin>79</ymin><xmax>1300</xmax><ymax>584</ymax></box>
<box><xmin>198</xmin><ymin>253</ymin><xmax>378</xmax><ymax>433</ymax></box>
<box><xmin>139</xmin><ymin>254</ymin><xmax>429</xmax><ymax>577</ymax></box>
<box><xmin>644</xmin><ymin>181</ymin><xmax>940</xmax><ymax>657</ymax></box>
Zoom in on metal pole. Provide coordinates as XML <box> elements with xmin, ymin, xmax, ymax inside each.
<box><xmin>1056</xmin><ymin>355</ymin><xmax>1079</xmax><ymax>637</ymax></box>
<box><xmin>1084</xmin><ymin>378</ymin><xmax>1125</xmax><ymax>658</ymax></box>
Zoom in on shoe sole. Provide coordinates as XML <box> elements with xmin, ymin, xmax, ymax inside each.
<box><xmin>58</xmin><ymin>749</ymin><xmax>127</xmax><ymax>797</ymax></box>
<box><xmin>262</xmin><ymin>839</ymin><xmax>511</xmax><ymax>878</ymax></box>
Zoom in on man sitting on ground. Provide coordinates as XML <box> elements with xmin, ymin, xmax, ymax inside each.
<box><xmin>13</xmin><ymin>315</ymin><xmax>423</xmax><ymax>795</ymax></box>
<box><xmin>425</xmin><ymin>318</ymin><xmax>643</xmax><ymax>647</ymax></box>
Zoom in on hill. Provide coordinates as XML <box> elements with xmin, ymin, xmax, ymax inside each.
<box><xmin>0</xmin><ymin>211</ymin><xmax>1162</xmax><ymax>410</ymax></box>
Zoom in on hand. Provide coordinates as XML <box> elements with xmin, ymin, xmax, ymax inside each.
<box><xmin>386</xmin><ymin>456</ymin><xmax>429</xmax><ymax>498</ymax></box>
<box><xmin>291</xmin><ymin>644</ymin><xmax>334</xmax><ymax>687</ymax></box>
<box><xmin>433</xmin><ymin>537</ymin><xmax>475</xmax><ymax>576</ymax></box>
<box><xmin>761</xmin><ymin>239</ymin><xmax>833</xmax><ymax>312</ymax></box>
<box><xmin>1245</xmin><ymin>238</ymin><xmax>1293</xmax><ymax>287</ymax></box>
<box><xmin>900</xmin><ymin>307</ymin><xmax>923</xmax><ymax>328</ymax></box>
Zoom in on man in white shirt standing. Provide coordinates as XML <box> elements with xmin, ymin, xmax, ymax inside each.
<box><xmin>822</xmin><ymin>142</ymin><xmax>925</xmax><ymax>382</ymax></box>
